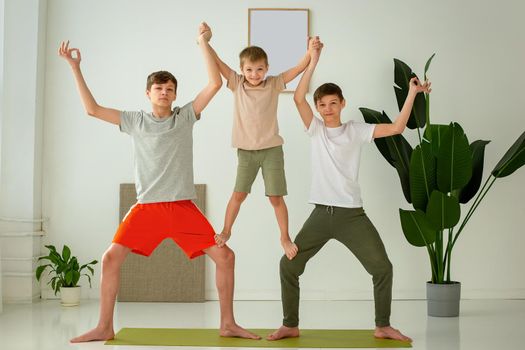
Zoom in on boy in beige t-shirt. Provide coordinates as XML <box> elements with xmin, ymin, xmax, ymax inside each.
<box><xmin>211</xmin><ymin>43</ymin><xmax>312</xmax><ymax>259</ymax></box>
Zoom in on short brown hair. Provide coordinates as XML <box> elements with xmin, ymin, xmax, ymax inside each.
<box><xmin>239</xmin><ymin>46</ymin><xmax>268</xmax><ymax>67</ymax></box>
<box><xmin>313</xmin><ymin>83</ymin><xmax>345</xmax><ymax>104</ymax></box>
<box><xmin>146</xmin><ymin>71</ymin><xmax>177</xmax><ymax>93</ymax></box>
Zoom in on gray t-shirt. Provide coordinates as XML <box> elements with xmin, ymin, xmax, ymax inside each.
<box><xmin>120</xmin><ymin>102</ymin><xmax>198</xmax><ymax>203</ymax></box>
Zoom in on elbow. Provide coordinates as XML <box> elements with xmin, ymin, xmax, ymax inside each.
<box><xmin>211</xmin><ymin>79</ymin><xmax>223</xmax><ymax>92</ymax></box>
<box><xmin>293</xmin><ymin>95</ymin><xmax>304</xmax><ymax>106</ymax></box>
<box><xmin>393</xmin><ymin>125</ymin><xmax>405</xmax><ymax>135</ymax></box>
<box><xmin>85</xmin><ymin>103</ymin><xmax>100</xmax><ymax>117</ymax></box>
<box><xmin>86</xmin><ymin>108</ymin><xmax>97</xmax><ymax>117</ymax></box>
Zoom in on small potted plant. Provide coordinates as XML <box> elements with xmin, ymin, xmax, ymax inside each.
<box><xmin>36</xmin><ymin>244</ymin><xmax>98</xmax><ymax>306</ymax></box>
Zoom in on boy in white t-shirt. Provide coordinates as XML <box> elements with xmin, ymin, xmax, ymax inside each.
<box><xmin>268</xmin><ymin>37</ymin><xmax>431</xmax><ymax>343</ymax></box>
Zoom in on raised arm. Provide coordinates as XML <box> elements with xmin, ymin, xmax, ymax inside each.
<box><xmin>58</xmin><ymin>41</ymin><xmax>120</xmax><ymax>125</ymax></box>
<box><xmin>200</xmin><ymin>26</ymin><xmax>234</xmax><ymax>81</ymax></box>
<box><xmin>281</xmin><ymin>38</ymin><xmax>312</xmax><ymax>84</ymax></box>
<box><xmin>293</xmin><ymin>37</ymin><xmax>323</xmax><ymax>129</ymax></box>
<box><xmin>192</xmin><ymin>22</ymin><xmax>223</xmax><ymax>116</ymax></box>
<box><xmin>208</xmin><ymin>44</ymin><xmax>235</xmax><ymax>81</ymax></box>
<box><xmin>373</xmin><ymin>77</ymin><xmax>432</xmax><ymax>139</ymax></box>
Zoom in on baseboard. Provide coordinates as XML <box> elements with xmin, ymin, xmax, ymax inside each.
<box><xmin>36</xmin><ymin>287</ymin><xmax>525</xmax><ymax>302</ymax></box>
<box><xmin>205</xmin><ymin>288</ymin><xmax>525</xmax><ymax>301</ymax></box>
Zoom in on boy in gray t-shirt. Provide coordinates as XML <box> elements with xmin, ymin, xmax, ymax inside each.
<box><xmin>60</xmin><ymin>23</ymin><xmax>261</xmax><ymax>343</ymax></box>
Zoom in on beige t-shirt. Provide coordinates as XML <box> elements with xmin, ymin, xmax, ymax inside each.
<box><xmin>227</xmin><ymin>71</ymin><xmax>286</xmax><ymax>150</ymax></box>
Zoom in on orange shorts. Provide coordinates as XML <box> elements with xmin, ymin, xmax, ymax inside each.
<box><xmin>112</xmin><ymin>200</ymin><xmax>216</xmax><ymax>259</ymax></box>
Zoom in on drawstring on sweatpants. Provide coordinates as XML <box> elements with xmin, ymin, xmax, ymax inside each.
<box><xmin>326</xmin><ymin>206</ymin><xmax>334</xmax><ymax>215</ymax></box>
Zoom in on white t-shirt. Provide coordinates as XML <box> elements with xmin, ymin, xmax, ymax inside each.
<box><xmin>306</xmin><ymin>117</ymin><xmax>376</xmax><ymax>208</ymax></box>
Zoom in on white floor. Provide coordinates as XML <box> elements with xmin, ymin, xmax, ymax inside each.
<box><xmin>0</xmin><ymin>299</ymin><xmax>524</xmax><ymax>350</ymax></box>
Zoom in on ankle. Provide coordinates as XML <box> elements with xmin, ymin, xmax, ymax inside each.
<box><xmin>220</xmin><ymin>321</ymin><xmax>238</xmax><ymax>329</ymax></box>
<box><xmin>95</xmin><ymin>323</ymin><xmax>114</xmax><ymax>331</ymax></box>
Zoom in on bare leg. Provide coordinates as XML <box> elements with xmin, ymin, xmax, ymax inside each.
<box><xmin>374</xmin><ymin>326</ymin><xmax>412</xmax><ymax>342</ymax></box>
<box><xmin>269</xmin><ymin>196</ymin><xmax>297</xmax><ymax>260</ymax></box>
<box><xmin>267</xmin><ymin>325</ymin><xmax>300</xmax><ymax>340</ymax></box>
<box><xmin>204</xmin><ymin>245</ymin><xmax>260</xmax><ymax>340</ymax></box>
<box><xmin>70</xmin><ymin>243</ymin><xmax>131</xmax><ymax>343</ymax></box>
<box><xmin>216</xmin><ymin>192</ymin><xmax>248</xmax><ymax>247</ymax></box>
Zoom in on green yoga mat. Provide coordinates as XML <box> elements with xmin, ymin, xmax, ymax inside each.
<box><xmin>105</xmin><ymin>328</ymin><xmax>412</xmax><ymax>348</ymax></box>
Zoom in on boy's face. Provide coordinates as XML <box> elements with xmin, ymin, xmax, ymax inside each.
<box><xmin>316</xmin><ymin>94</ymin><xmax>346</xmax><ymax>124</ymax></box>
<box><xmin>146</xmin><ymin>81</ymin><xmax>177</xmax><ymax>108</ymax></box>
<box><xmin>241</xmin><ymin>59</ymin><xmax>268</xmax><ymax>87</ymax></box>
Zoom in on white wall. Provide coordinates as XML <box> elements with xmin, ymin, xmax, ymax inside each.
<box><xmin>1</xmin><ymin>0</ymin><xmax>46</xmax><ymax>303</ymax></box>
<box><xmin>0</xmin><ymin>0</ymin><xmax>4</xmax><ymax>312</ymax></box>
<box><xmin>42</xmin><ymin>0</ymin><xmax>525</xmax><ymax>301</ymax></box>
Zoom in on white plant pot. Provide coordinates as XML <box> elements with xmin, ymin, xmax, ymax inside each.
<box><xmin>60</xmin><ymin>286</ymin><xmax>81</xmax><ymax>306</ymax></box>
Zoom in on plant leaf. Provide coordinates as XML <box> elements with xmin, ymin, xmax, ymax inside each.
<box><xmin>426</xmin><ymin>190</ymin><xmax>461</xmax><ymax>230</ymax></box>
<box><xmin>72</xmin><ymin>271</ymin><xmax>81</xmax><ymax>286</ymax></box>
<box><xmin>423</xmin><ymin>124</ymin><xmax>449</xmax><ymax>156</ymax></box>
<box><xmin>394</xmin><ymin>58</ymin><xmax>412</xmax><ymax>90</ymax></box>
<box><xmin>424</xmin><ymin>53</ymin><xmax>436</xmax><ymax>81</ymax></box>
<box><xmin>65</xmin><ymin>271</ymin><xmax>73</xmax><ymax>286</ymax></box>
<box><xmin>35</xmin><ymin>265</ymin><xmax>49</xmax><ymax>281</ymax></box>
<box><xmin>45</xmin><ymin>245</ymin><xmax>57</xmax><ymax>253</ymax></box>
<box><xmin>437</xmin><ymin>122</ymin><xmax>473</xmax><ymax>192</ymax></box>
<box><xmin>55</xmin><ymin>281</ymin><xmax>62</xmax><ymax>295</ymax></box>
<box><xmin>359</xmin><ymin>108</ymin><xmax>413</xmax><ymax>202</ymax></box>
<box><xmin>360</xmin><ymin>108</ymin><xmax>396</xmax><ymax>166</ymax></box>
<box><xmin>83</xmin><ymin>274</ymin><xmax>92</xmax><ymax>288</ymax></box>
<box><xmin>399</xmin><ymin>209</ymin><xmax>437</xmax><ymax>247</ymax></box>
<box><xmin>410</xmin><ymin>143</ymin><xmax>437</xmax><ymax>210</ymax></box>
<box><xmin>62</xmin><ymin>245</ymin><xmax>71</xmax><ymax>263</ymax></box>
<box><xmin>56</xmin><ymin>263</ymin><xmax>65</xmax><ymax>275</ymax></box>
<box><xmin>393</xmin><ymin>58</ymin><xmax>426</xmax><ymax>129</ymax></box>
<box><xmin>459</xmin><ymin>140</ymin><xmax>491</xmax><ymax>203</ymax></box>
<box><xmin>492</xmin><ymin>131</ymin><xmax>525</xmax><ymax>178</ymax></box>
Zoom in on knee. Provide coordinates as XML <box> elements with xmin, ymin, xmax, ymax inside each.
<box><xmin>102</xmin><ymin>249</ymin><xmax>119</xmax><ymax>270</ymax></box>
<box><xmin>269</xmin><ymin>196</ymin><xmax>284</xmax><ymax>207</ymax></box>
<box><xmin>373</xmin><ymin>260</ymin><xmax>393</xmax><ymax>278</ymax></box>
<box><xmin>217</xmin><ymin>248</ymin><xmax>235</xmax><ymax>268</ymax></box>
<box><xmin>280</xmin><ymin>254</ymin><xmax>301</xmax><ymax>277</ymax></box>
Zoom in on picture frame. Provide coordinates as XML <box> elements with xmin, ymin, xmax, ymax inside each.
<box><xmin>248</xmin><ymin>8</ymin><xmax>310</xmax><ymax>91</ymax></box>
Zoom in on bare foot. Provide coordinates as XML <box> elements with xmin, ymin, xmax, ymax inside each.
<box><xmin>281</xmin><ymin>240</ymin><xmax>298</xmax><ymax>260</ymax></box>
<box><xmin>267</xmin><ymin>325</ymin><xmax>300</xmax><ymax>340</ymax></box>
<box><xmin>220</xmin><ymin>324</ymin><xmax>261</xmax><ymax>340</ymax></box>
<box><xmin>374</xmin><ymin>326</ymin><xmax>412</xmax><ymax>342</ymax></box>
<box><xmin>70</xmin><ymin>327</ymin><xmax>115</xmax><ymax>343</ymax></box>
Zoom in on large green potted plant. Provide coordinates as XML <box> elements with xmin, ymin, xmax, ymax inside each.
<box><xmin>36</xmin><ymin>244</ymin><xmax>98</xmax><ymax>306</ymax></box>
<box><xmin>360</xmin><ymin>54</ymin><xmax>525</xmax><ymax>316</ymax></box>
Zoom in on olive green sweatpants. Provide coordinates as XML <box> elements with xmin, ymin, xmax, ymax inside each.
<box><xmin>280</xmin><ymin>205</ymin><xmax>393</xmax><ymax>327</ymax></box>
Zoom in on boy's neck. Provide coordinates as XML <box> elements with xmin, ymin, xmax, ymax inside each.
<box><xmin>151</xmin><ymin>105</ymin><xmax>173</xmax><ymax>118</ymax></box>
<box><xmin>324</xmin><ymin>117</ymin><xmax>343</xmax><ymax>128</ymax></box>
<box><xmin>244</xmin><ymin>79</ymin><xmax>264</xmax><ymax>88</ymax></box>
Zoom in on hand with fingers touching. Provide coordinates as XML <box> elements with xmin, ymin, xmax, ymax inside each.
<box><xmin>214</xmin><ymin>231</ymin><xmax>231</xmax><ymax>248</ymax></box>
<box><xmin>197</xmin><ymin>22</ymin><xmax>212</xmax><ymax>44</ymax></box>
<box><xmin>58</xmin><ymin>40</ymin><xmax>81</xmax><ymax>68</ymax></box>
<box><xmin>308</xmin><ymin>36</ymin><xmax>323</xmax><ymax>63</ymax></box>
<box><xmin>408</xmin><ymin>76</ymin><xmax>432</xmax><ymax>95</ymax></box>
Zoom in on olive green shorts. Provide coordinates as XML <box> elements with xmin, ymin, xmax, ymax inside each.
<box><xmin>234</xmin><ymin>145</ymin><xmax>287</xmax><ymax>196</ymax></box>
